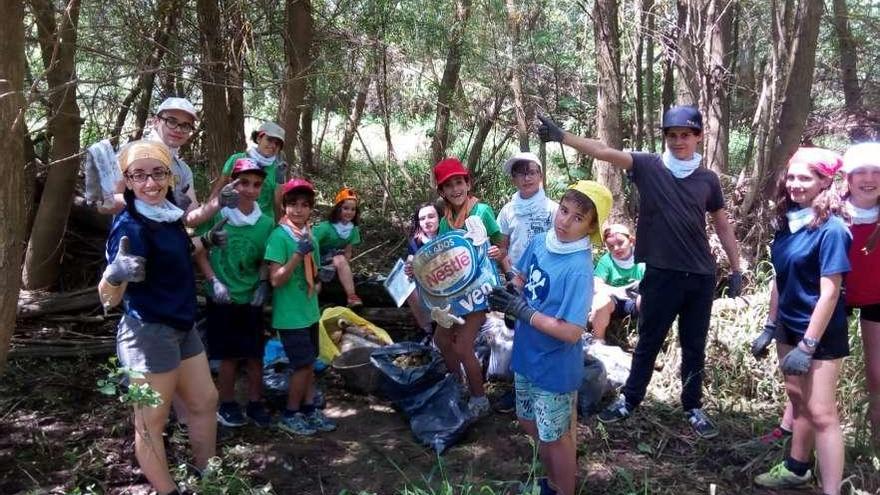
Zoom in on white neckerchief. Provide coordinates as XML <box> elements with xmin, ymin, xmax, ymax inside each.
<box><xmin>612</xmin><ymin>252</ymin><xmax>635</xmax><ymax>269</ymax></box>
<box><xmin>220</xmin><ymin>203</ymin><xmax>262</xmax><ymax>227</ymax></box>
<box><xmin>512</xmin><ymin>188</ymin><xmax>548</xmax><ymax>217</ymax></box>
<box><xmin>279</xmin><ymin>223</ymin><xmax>309</xmax><ymax>242</ymax></box>
<box><xmin>332</xmin><ymin>221</ymin><xmax>354</xmax><ymax>239</ymax></box>
<box><xmin>247</xmin><ymin>146</ymin><xmax>277</xmax><ymax>168</ymax></box>
<box><xmin>545</xmin><ymin>229</ymin><xmax>590</xmax><ymax>254</ymax></box>
<box><xmin>786</xmin><ymin>207</ymin><xmax>815</xmax><ymax>233</ymax></box>
<box><xmin>134</xmin><ymin>198</ymin><xmax>184</xmax><ymax>223</ymax></box>
<box><xmin>846</xmin><ymin>200</ymin><xmax>879</xmax><ymax>225</ymax></box>
<box><xmin>662</xmin><ymin>149</ymin><xmax>702</xmax><ymax>179</ymax></box>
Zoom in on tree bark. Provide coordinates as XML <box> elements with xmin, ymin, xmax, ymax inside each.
<box><xmin>674</xmin><ymin>0</ymin><xmax>701</xmax><ymax>106</ymax></box>
<box><xmin>644</xmin><ymin>0</ymin><xmax>656</xmax><ymax>152</ymax></box>
<box><xmin>0</xmin><ymin>0</ymin><xmax>27</xmax><ymax>370</ymax></box>
<box><xmin>465</xmin><ymin>93</ymin><xmax>506</xmax><ymax>171</ymax></box>
<box><xmin>505</xmin><ymin>0</ymin><xmax>529</xmax><ymax>152</ymax></box>
<box><xmin>22</xmin><ymin>0</ymin><xmax>83</xmax><ymax>290</ymax></box>
<box><xmin>430</xmin><ymin>0</ymin><xmax>472</xmax><ymax>165</ymax></box>
<box><xmin>701</xmin><ymin>0</ymin><xmax>733</xmax><ymax>174</ymax></box>
<box><xmin>633</xmin><ymin>0</ymin><xmax>647</xmax><ymax>151</ymax></box>
<box><xmin>299</xmin><ymin>97</ymin><xmax>314</xmax><ymax>172</ymax></box>
<box><xmin>831</xmin><ymin>0</ymin><xmax>864</xmax><ymax>141</ymax></box>
<box><xmin>593</xmin><ymin>0</ymin><xmax>625</xmax><ymax>222</ymax></box>
<box><xmin>375</xmin><ymin>44</ymin><xmax>398</xmax><ymax>165</ymax></box>
<box><xmin>279</xmin><ymin>0</ymin><xmax>314</xmax><ymax>167</ymax></box>
<box><xmin>337</xmin><ymin>70</ymin><xmax>372</xmax><ymax>170</ymax></box>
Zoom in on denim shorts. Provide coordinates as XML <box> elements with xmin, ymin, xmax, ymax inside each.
<box><xmin>514</xmin><ymin>373</ymin><xmax>575</xmax><ymax>442</ymax></box>
<box><xmin>116</xmin><ymin>314</ymin><xmax>204</xmax><ymax>374</ymax></box>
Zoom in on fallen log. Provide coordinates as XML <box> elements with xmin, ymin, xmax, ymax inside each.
<box><xmin>18</xmin><ymin>288</ymin><xmax>101</xmax><ymax>319</ymax></box>
<box><xmin>8</xmin><ymin>342</ymin><xmax>115</xmax><ymax>359</ymax></box>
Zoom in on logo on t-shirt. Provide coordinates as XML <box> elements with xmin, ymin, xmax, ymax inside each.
<box><xmin>523</xmin><ymin>257</ymin><xmax>550</xmax><ymax>303</ymax></box>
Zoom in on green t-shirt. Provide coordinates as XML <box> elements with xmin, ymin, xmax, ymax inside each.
<box><xmin>312</xmin><ymin>221</ymin><xmax>362</xmax><ymax>256</ymax></box>
<box><xmin>594</xmin><ymin>252</ymin><xmax>646</xmax><ymax>287</ymax></box>
<box><xmin>263</xmin><ymin>226</ymin><xmax>321</xmax><ymax>330</ymax></box>
<box><xmin>196</xmin><ymin>212</ymin><xmax>274</xmax><ymax>304</ymax></box>
<box><xmin>222</xmin><ymin>152</ymin><xmax>279</xmax><ymax>221</ymax></box>
<box><xmin>438</xmin><ymin>202</ymin><xmax>502</xmax><ymax>242</ymax></box>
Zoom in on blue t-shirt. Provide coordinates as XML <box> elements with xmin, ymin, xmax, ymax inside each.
<box><xmin>771</xmin><ymin>215</ymin><xmax>851</xmax><ymax>334</ymax></box>
<box><xmin>106</xmin><ymin>209</ymin><xmax>197</xmax><ymax>330</ymax></box>
<box><xmin>510</xmin><ymin>233</ymin><xmax>592</xmax><ymax>393</ymax></box>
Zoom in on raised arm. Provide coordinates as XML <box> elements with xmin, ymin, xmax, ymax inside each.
<box><xmin>537</xmin><ymin>115</ymin><xmax>633</xmax><ymax>170</ymax></box>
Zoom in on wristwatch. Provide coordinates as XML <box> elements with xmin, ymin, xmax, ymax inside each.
<box><xmin>801</xmin><ymin>337</ymin><xmax>819</xmax><ymax>351</ymax></box>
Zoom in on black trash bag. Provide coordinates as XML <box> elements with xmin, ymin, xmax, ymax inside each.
<box><xmin>578</xmin><ymin>355</ymin><xmax>608</xmax><ymax>417</ymax></box>
<box><xmin>370</xmin><ymin>342</ymin><xmax>447</xmax><ymax>403</ymax></box>
<box><xmin>263</xmin><ymin>364</ymin><xmax>325</xmax><ymax>411</ymax></box>
<box><xmin>398</xmin><ymin>374</ymin><xmax>473</xmax><ymax>454</ymax></box>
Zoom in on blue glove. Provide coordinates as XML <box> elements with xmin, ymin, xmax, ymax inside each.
<box><xmin>728</xmin><ymin>271</ymin><xmax>743</xmax><ymax>298</ymax></box>
<box><xmin>275</xmin><ymin>161</ymin><xmax>288</xmax><ymax>184</ymax></box>
<box><xmin>250</xmin><ymin>279</ymin><xmax>271</xmax><ymax>306</ymax></box>
<box><xmin>296</xmin><ymin>233</ymin><xmax>313</xmax><ymax>256</ymax></box>
<box><xmin>781</xmin><ymin>345</ymin><xmax>812</xmax><ymax>375</ymax></box>
<box><xmin>750</xmin><ymin>323</ymin><xmax>776</xmax><ymax>358</ymax></box>
<box><xmin>219</xmin><ymin>178</ymin><xmax>241</xmax><ymax>208</ymax></box>
<box><xmin>489</xmin><ymin>285</ymin><xmax>536</xmax><ymax>324</ymax></box>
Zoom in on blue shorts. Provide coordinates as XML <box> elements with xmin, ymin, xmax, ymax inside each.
<box><xmin>278</xmin><ymin>323</ymin><xmax>319</xmax><ymax>369</ymax></box>
<box><xmin>514</xmin><ymin>373</ymin><xmax>575</xmax><ymax>442</ymax></box>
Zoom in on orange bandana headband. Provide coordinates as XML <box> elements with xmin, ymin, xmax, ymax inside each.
<box><xmin>334</xmin><ymin>187</ymin><xmax>358</xmax><ymax>205</ymax></box>
<box><xmin>118</xmin><ymin>140</ymin><xmax>172</xmax><ymax>172</ymax></box>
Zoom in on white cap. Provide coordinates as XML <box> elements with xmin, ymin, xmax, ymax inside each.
<box><xmin>156</xmin><ymin>97</ymin><xmax>198</xmax><ymax>121</ymax></box>
<box><xmin>502</xmin><ymin>151</ymin><xmax>542</xmax><ymax>175</ymax></box>
<box><xmin>842</xmin><ymin>142</ymin><xmax>880</xmax><ymax>174</ymax></box>
<box><xmin>255</xmin><ymin>121</ymin><xmax>285</xmax><ymax>143</ymax></box>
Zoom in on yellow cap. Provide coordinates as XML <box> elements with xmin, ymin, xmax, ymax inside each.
<box><xmin>118</xmin><ymin>140</ymin><xmax>172</xmax><ymax>172</ymax></box>
<box><xmin>566</xmin><ymin>180</ymin><xmax>612</xmax><ymax>246</ymax></box>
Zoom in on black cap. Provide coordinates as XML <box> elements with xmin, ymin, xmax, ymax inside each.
<box><xmin>662</xmin><ymin>105</ymin><xmax>702</xmax><ymax>131</ymax></box>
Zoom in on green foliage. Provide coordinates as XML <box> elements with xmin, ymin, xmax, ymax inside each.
<box><xmin>96</xmin><ymin>357</ymin><xmax>162</xmax><ymax>408</ymax></box>
<box><xmin>174</xmin><ymin>445</ymin><xmax>275</xmax><ymax>495</ymax></box>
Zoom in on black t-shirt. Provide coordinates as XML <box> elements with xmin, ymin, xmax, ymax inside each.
<box><xmin>629</xmin><ymin>152</ymin><xmax>725</xmax><ymax>275</ymax></box>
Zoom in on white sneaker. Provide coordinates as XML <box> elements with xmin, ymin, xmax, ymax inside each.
<box><xmin>468</xmin><ymin>396</ymin><xmax>491</xmax><ymax>418</ymax></box>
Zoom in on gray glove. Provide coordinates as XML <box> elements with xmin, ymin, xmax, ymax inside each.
<box><xmin>781</xmin><ymin>345</ymin><xmax>813</xmax><ymax>375</ymax></box>
<box><xmin>537</xmin><ymin>114</ymin><xmax>564</xmax><ymax>143</ymax></box>
<box><xmin>219</xmin><ymin>178</ymin><xmax>241</xmax><ymax>208</ymax></box>
<box><xmin>750</xmin><ymin>323</ymin><xmax>776</xmax><ymax>358</ymax></box>
<box><xmin>250</xmin><ymin>279</ymin><xmax>271</xmax><ymax>306</ymax></box>
<box><xmin>103</xmin><ymin>236</ymin><xmax>146</xmax><ymax>286</ymax></box>
<box><xmin>275</xmin><ymin>161</ymin><xmax>288</xmax><ymax>184</ymax></box>
<box><xmin>489</xmin><ymin>285</ymin><xmax>536</xmax><ymax>324</ymax></box>
<box><xmin>728</xmin><ymin>271</ymin><xmax>743</xmax><ymax>298</ymax></box>
<box><xmin>200</xmin><ymin>217</ymin><xmax>229</xmax><ymax>249</ymax></box>
<box><xmin>210</xmin><ymin>277</ymin><xmax>231</xmax><ymax>304</ymax></box>
<box><xmin>173</xmin><ymin>184</ymin><xmax>193</xmax><ymax>211</ymax></box>
<box><xmin>296</xmin><ymin>233</ymin><xmax>313</xmax><ymax>256</ymax></box>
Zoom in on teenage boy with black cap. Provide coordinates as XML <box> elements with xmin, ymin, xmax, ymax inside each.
<box><xmin>537</xmin><ymin>106</ymin><xmax>743</xmax><ymax>439</ymax></box>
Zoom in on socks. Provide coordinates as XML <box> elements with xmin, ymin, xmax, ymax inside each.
<box><xmin>301</xmin><ymin>403</ymin><xmax>316</xmax><ymax>415</ymax></box>
<box><xmin>784</xmin><ymin>456</ymin><xmax>811</xmax><ymax>476</ymax></box>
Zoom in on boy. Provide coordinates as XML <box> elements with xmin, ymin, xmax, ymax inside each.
<box><xmin>590</xmin><ymin>224</ymin><xmax>644</xmax><ymax>343</ymax></box>
<box><xmin>538</xmin><ymin>106</ymin><xmax>742</xmax><ymax>439</ymax></box>
<box><xmin>264</xmin><ymin>179</ymin><xmax>336</xmax><ymax>435</ymax></box>
<box><xmin>195</xmin><ymin>158</ymin><xmax>275</xmax><ymax>428</ymax></box>
<box><xmin>490</xmin><ymin>181</ymin><xmax>611</xmax><ymax>495</ymax></box>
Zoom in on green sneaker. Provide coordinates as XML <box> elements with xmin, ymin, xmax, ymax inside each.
<box><xmin>754</xmin><ymin>461</ymin><xmax>811</xmax><ymax>489</ymax></box>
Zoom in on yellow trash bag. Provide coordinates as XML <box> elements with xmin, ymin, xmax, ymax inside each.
<box><xmin>318</xmin><ymin>306</ymin><xmax>394</xmax><ymax>364</ymax></box>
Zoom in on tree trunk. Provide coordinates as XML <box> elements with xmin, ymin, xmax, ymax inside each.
<box><xmin>593</xmin><ymin>0</ymin><xmax>625</xmax><ymax>222</ymax></box>
<box><xmin>701</xmin><ymin>0</ymin><xmax>733</xmax><ymax>174</ymax></box>
<box><xmin>375</xmin><ymin>44</ymin><xmax>398</xmax><ymax>165</ymax></box>
<box><xmin>674</xmin><ymin>0</ymin><xmax>701</xmax><ymax>106</ymax></box>
<box><xmin>299</xmin><ymin>98</ymin><xmax>314</xmax><ymax>172</ymax></box>
<box><xmin>661</xmin><ymin>28</ymin><xmax>676</xmax><ymax>114</ymax></box>
<box><xmin>22</xmin><ymin>0</ymin><xmax>83</xmax><ymax>290</ymax></box>
<box><xmin>505</xmin><ymin>0</ymin><xmax>529</xmax><ymax>152</ymax></box>
<box><xmin>465</xmin><ymin>93</ymin><xmax>506</xmax><ymax>171</ymax></box>
<box><xmin>644</xmin><ymin>0</ymin><xmax>656</xmax><ymax>152</ymax></box>
<box><xmin>0</xmin><ymin>0</ymin><xmax>27</xmax><ymax>371</ymax></box>
<box><xmin>633</xmin><ymin>0</ymin><xmax>647</xmax><ymax>151</ymax></box>
<box><xmin>337</xmin><ymin>70</ymin><xmax>372</xmax><ymax>170</ymax></box>
<box><xmin>279</xmin><ymin>0</ymin><xmax>314</xmax><ymax>167</ymax></box>
<box><xmin>430</xmin><ymin>0</ymin><xmax>472</xmax><ymax>165</ymax></box>
<box><xmin>831</xmin><ymin>0</ymin><xmax>864</xmax><ymax>141</ymax></box>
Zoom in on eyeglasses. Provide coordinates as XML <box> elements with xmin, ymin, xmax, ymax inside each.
<box><xmin>126</xmin><ymin>169</ymin><xmax>171</xmax><ymax>183</ymax></box>
<box><xmin>512</xmin><ymin>169</ymin><xmax>541</xmax><ymax>179</ymax></box>
<box><xmin>158</xmin><ymin>115</ymin><xmax>195</xmax><ymax>133</ymax></box>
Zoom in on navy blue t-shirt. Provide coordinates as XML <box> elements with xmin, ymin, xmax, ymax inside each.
<box><xmin>771</xmin><ymin>215</ymin><xmax>851</xmax><ymax>334</ymax></box>
<box><xmin>629</xmin><ymin>153</ymin><xmax>725</xmax><ymax>275</ymax></box>
<box><xmin>106</xmin><ymin>209</ymin><xmax>197</xmax><ymax>330</ymax></box>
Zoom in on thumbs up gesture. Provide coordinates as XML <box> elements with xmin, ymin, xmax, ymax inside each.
<box><xmin>200</xmin><ymin>217</ymin><xmax>230</xmax><ymax>249</ymax></box>
<box><xmin>103</xmin><ymin>236</ymin><xmax>146</xmax><ymax>286</ymax></box>
<box><xmin>296</xmin><ymin>230</ymin><xmax>313</xmax><ymax>256</ymax></box>
<box><xmin>219</xmin><ymin>178</ymin><xmax>242</xmax><ymax>208</ymax></box>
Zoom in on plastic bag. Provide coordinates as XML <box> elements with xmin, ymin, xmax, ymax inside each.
<box><xmin>398</xmin><ymin>375</ymin><xmax>473</xmax><ymax>454</ymax></box>
<box><xmin>577</xmin><ymin>355</ymin><xmax>608</xmax><ymax>416</ymax></box>
<box><xmin>370</xmin><ymin>342</ymin><xmax>447</xmax><ymax>402</ymax></box>
<box><xmin>483</xmin><ymin>314</ymin><xmax>514</xmax><ymax>380</ymax></box>
<box><xmin>318</xmin><ymin>306</ymin><xmax>394</xmax><ymax>364</ymax></box>
<box><xmin>586</xmin><ymin>340</ymin><xmax>632</xmax><ymax>391</ymax></box>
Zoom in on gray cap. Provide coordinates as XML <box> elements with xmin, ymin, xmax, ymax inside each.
<box><xmin>503</xmin><ymin>151</ymin><xmax>542</xmax><ymax>175</ymax></box>
<box><xmin>256</xmin><ymin>121</ymin><xmax>285</xmax><ymax>143</ymax></box>
<box><xmin>156</xmin><ymin>97</ymin><xmax>198</xmax><ymax>121</ymax></box>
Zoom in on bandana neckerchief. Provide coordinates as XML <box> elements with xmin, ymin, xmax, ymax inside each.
<box><xmin>220</xmin><ymin>203</ymin><xmax>262</xmax><ymax>227</ymax></box>
<box><xmin>846</xmin><ymin>199</ymin><xmax>879</xmax><ymax>225</ymax></box>
<box><xmin>444</xmin><ymin>196</ymin><xmax>479</xmax><ymax>230</ymax></box>
<box><xmin>545</xmin><ymin>228</ymin><xmax>590</xmax><ymax>254</ymax></box>
<box><xmin>612</xmin><ymin>252</ymin><xmax>635</xmax><ymax>269</ymax></box>
<box><xmin>134</xmin><ymin>198</ymin><xmax>184</xmax><ymax>223</ymax></box>
<box><xmin>512</xmin><ymin>188</ymin><xmax>548</xmax><ymax>218</ymax></box>
<box><xmin>786</xmin><ymin>207</ymin><xmax>815</xmax><ymax>233</ymax></box>
<box><xmin>662</xmin><ymin>149</ymin><xmax>702</xmax><ymax>179</ymax></box>
<box><xmin>279</xmin><ymin>217</ymin><xmax>317</xmax><ymax>296</ymax></box>
<box><xmin>332</xmin><ymin>221</ymin><xmax>354</xmax><ymax>240</ymax></box>
<box><xmin>247</xmin><ymin>146</ymin><xmax>277</xmax><ymax>168</ymax></box>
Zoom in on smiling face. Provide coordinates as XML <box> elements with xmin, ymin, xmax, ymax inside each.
<box><xmin>256</xmin><ymin>133</ymin><xmax>282</xmax><ymax>157</ymax></box>
<box><xmin>339</xmin><ymin>199</ymin><xmax>358</xmax><ymax>223</ymax></box>
<box><xmin>125</xmin><ymin>158</ymin><xmax>171</xmax><ymax>205</ymax></box>
<box><xmin>786</xmin><ymin>161</ymin><xmax>831</xmax><ymax>208</ymax></box>
<box><xmin>283</xmin><ymin>196</ymin><xmax>313</xmax><ymax>228</ymax></box>
<box><xmin>154</xmin><ymin>109</ymin><xmax>195</xmax><ymax>149</ymax></box>
<box><xmin>847</xmin><ymin>166</ymin><xmax>880</xmax><ymax>208</ymax></box>
<box><xmin>232</xmin><ymin>171</ymin><xmax>265</xmax><ymax>211</ymax></box>
<box><xmin>439</xmin><ymin>175</ymin><xmax>470</xmax><ymax>210</ymax></box>
<box><xmin>511</xmin><ymin>161</ymin><xmax>542</xmax><ymax>198</ymax></box>
<box><xmin>664</xmin><ymin>127</ymin><xmax>702</xmax><ymax>160</ymax></box>
<box><xmin>554</xmin><ymin>197</ymin><xmax>596</xmax><ymax>243</ymax></box>
<box><xmin>604</xmin><ymin>232</ymin><xmax>634</xmax><ymax>260</ymax></box>
<box><xmin>417</xmin><ymin>205</ymin><xmax>439</xmax><ymax>236</ymax></box>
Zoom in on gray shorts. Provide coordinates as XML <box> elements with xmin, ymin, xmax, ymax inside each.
<box><xmin>116</xmin><ymin>314</ymin><xmax>204</xmax><ymax>374</ymax></box>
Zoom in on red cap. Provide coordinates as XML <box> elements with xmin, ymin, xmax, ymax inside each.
<box><xmin>433</xmin><ymin>157</ymin><xmax>468</xmax><ymax>187</ymax></box>
<box><xmin>789</xmin><ymin>147</ymin><xmax>843</xmax><ymax>178</ymax></box>
<box><xmin>231</xmin><ymin>158</ymin><xmax>266</xmax><ymax>178</ymax></box>
<box><xmin>282</xmin><ymin>178</ymin><xmax>315</xmax><ymax>195</ymax></box>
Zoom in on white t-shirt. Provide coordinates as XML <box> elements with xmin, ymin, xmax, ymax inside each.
<box><xmin>497</xmin><ymin>198</ymin><xmax>559</xmax><ymax>266</ymax></box>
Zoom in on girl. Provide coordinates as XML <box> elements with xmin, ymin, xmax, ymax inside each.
<box><xmin>312</xmin><ymin>187</ymin><xmax>364</xmax><ymax>307</ymax></box>
<box><xmin>432</xmin><ymin>157</ymin><xmax>503</xmax><ymax>417</ymax></box>
<box><xmin>98</xmin><ymin>140</ymin><xmax>217</xmax><ymax>495</ymax></box>
<box><xmin>590</xmin><ymin>224</ymin><xmax>645</xmax><ymax>343</ymax></box>
<box><xmin>751</xmin><ymin>148</ymin><xmax>850</xmax><ymax>495</ymax></box>
<box><xmin>405</xmin><ymin>202</ymin><xmax>441</xmax><ymax>341</ymax></box>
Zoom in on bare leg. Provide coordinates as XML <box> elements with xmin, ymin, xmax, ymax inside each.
<box><xmin>589</xmin><ymin>292</ymin><xmax>614</xmax><ymax>342</ymax></box>
<box><xmin>333</xmin><ymin>255</ymin><xmax>357</xmax><ymax>298</ymax></box>
<box><xmin>779</xmin><ymin>343</ymin><xmax>814</xmax><ymax>464</ymax></box>
<box><xmin>406</xmin><ymin>291</ymin><xmax>432</xmax><ymax>331</ymax></box>
<box><xmin>132</xmin><ymin>370</ymin><xmax>177</xmax><ymax>493</ymax></box>
<box><xmin>246</xmin><ymin>358</ymin><xmax>263</xmax><ymax>402</ymax></box>
<box><xmin>544</xmin><ymin>434</ymin><xmax>577</xmax><ymax>495</ymax></box>
<box><xmin>287</xmin><ymin>365</ymin><xmax>313</xmax><ymax>410</ymax></box>
<box><xmin>453</xmin><ymin>311</ymin><xmax>486</xmax><ymax>397</ymax></box>
<box><xmin>217</xmin><ymin>359</ymin><xmax>238</xmax><ymax>403</ymax></box>
<box><xmin>804</xmin><ymin>358</ymin><xmax>844</xmax><ymax>495</ymax></box>
<box><xmin>176</xmin><ymin>352</ymin><xmax>219</xmax><ymax>470</ymax></box>
<box><xmin>860</xmin><ymin>319</ymin><xmax>880</xmax><ymax>438</ymax></box>
<box><xmin>433</xmin><ymin>326</ymin><xmax>462</xmax><ymax>380</ymax></box>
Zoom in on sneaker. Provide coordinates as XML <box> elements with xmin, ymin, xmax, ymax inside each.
<box><xmin>597</xmin><ymin>394</ymin><xmax>632</xmax><ymax>424</ymax></box>
<box><xmin>306</xmin><ymin>409</ymin><xmax>337</xmax><ymax>432</ymax></box>
<box><xmin>216</xmin><ymin>402</ymin><xmax>247</xmax><ymax>427</ymax></box>
<box><xmin>685</xmin><ymin>408</ymin><xmax>719</xmax><ymax>439</ymax></box>
<box><xmin>538</xmin><ymin>478</ymin><xmax>558</xmax><ymax>495</ymax></box>
<box><xmin>494</xmin><ymin>390</ymin><xmax>516</xmax><ymax>414</ymax></box>
<box><xmin>277</xmin><ymin>412</ymin><xmax>317</xmax><ymax>436</ymax></box>
<box><xmin>347</xmin><ymin>294</ymin><xmax>364</xmax><ymax>308</ymax></box>
<box><xmin>758</xmin><ymin>426</ymin><xmax>792</xmax><ymax>445</ymax></box>
<box><xmin>754</xmin><ymin>461</ymin><xmax>812</xmax><ymax>489</ymax></box>
<box><xmin>245</xmin><ymin>402</ymin><xmax>273</xmax><ymax>427</ymax></box>
<box><xmin>468</xmin><ymin>396</ymin><xmax>491</xmax><ymax>418</ymax></box>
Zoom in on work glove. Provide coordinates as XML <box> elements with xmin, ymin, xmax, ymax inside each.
<box><xmin>219</xmin><ymin>178</ymin><xmax>241</xmax><ymax>209</ymax></box>
<box><xmin>728</xmin><ymin>271</ymin><xmax>743</xmax><ymax>298</ymax></box>
<box><xmin>750</xmin><ymin>323</ymin><xmax>776</xmax><ymax>358</ymax></box>
<box><xmin>296</xmin><ymin>232</ymin><xmax>314</xmax><ymax>256</ymax></box>
<box><xmin>103</xmin><ymin>236</ymin><xmax>146</xmax><ymax>286</ymax></box>
<box><xmin>537</xmin><ymin>115</ymin><xmax>565</xmax><ymax>143</ymax></box>
<box><xmin>275</xmin><ymin>161</ymin><xmax>288</xmax><ymax>184</ymax></box>
<box><xmin>250</xmin><ymin>279</ymin><xmax>271</xmax><ymax>307</ymax></box>
<box><xmin>199</xmin><ymin>217</ymin><xmax>229</xmax><ymax>249</ymax></box>
<box><xmin>780</xmin><ymin>345</ymin><xmax>813</xmax><ymax>376</ymax></box>
<box><xmin>210</xmin><ymin>277</ymin><xmax>231</xmax><ymax>304</ymax></box>
<box><xmin>489</xmin><ymin>285</ymin><xmax>536</xmax><ymax>324</ymax></box>
<box><xmin>173</xmin><ymin>184</ymin><xmax>193</xmax><ymax>211</ymax></box>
